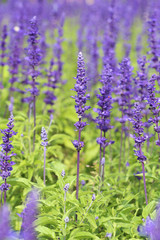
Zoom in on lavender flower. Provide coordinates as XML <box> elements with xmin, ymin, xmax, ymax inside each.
<box><xmin>130</xmin><ymin>103</ymin><xmax>148</xmax><ymax>205</ymax></box>
<box><xmin>8</xmin><ymin>28</ymin><xmax>21</xmax><ymax>97</ymax></box>
<box><xmin>92</xmin><ymin>193</ymin><xmax>96</xmax><ymax>201</ymax></box>
<box><xmin>0</xmin><ymin>205</ymin><xmax>11</xmax><ymax>239</ymax></box>
<box><xmin>26</xmin><ymin>16</ymin><xmax>41</xmax><ymax>148</ymax></box>
<box><xmin>94</xmin><ymin>64</ymin><xmax>114</xmax><ymax>179</ymax></box>
<box><xmin>71</xmin><ymin>52</ymin><xmax>90</xmax><ymax>200</ymax></box>
<box><xmin>138</xmin><ymin>203</ymin><xmax>160</xmax><ymax>239</ymax></box>
<box><xmin>0</xmin><ymin>113</ymin><xmax>17</xmax><ymax>203</ymax></box>
<box><xmin>61</xmin><ymin>170</ymin><xmax>65</xmax><ymax>178</ymax></box>
<box><xmin>117</xmin><ymin>58</ymin><xmax>133</xmax><ymax>171</ymax></box>
<box><xmin>105</xmin><ymin>233</ymin><xmax>112</xmax><ymax>238</ymax></box>
<box><xmin>63</xmin><ymin>183</ymin><xmax>69</xmax><ymax>192</ymax></box>
<box><xmin>64</xmin><ymin>216</ymin><xmax>69</xmax><ymax>223</ymax></box>
<box><xmin>0</xmin><ymin>25</ymin><xmax>7</xmax><ymax>88</ymax></box>
<box><xmin>19</xmin><ymin>189</ymin><xmax>39</xmax><ymax>240</ymax></box>
<box><xmin>43</xmin><ymin>59</ymin><xmax>57</xmax><ymax>113</ymax></box>
<box><xmin>147</xmin><ymin>13</ymin><xmax>159</xmax><ymax>71</ymax></box>
<box><xmin>81</xmin><ymin>180</ymin><xmax>86</xmax><ymax>186</ymax></box>
<box><xmin>41</xmin><ymin>127</ymin><xmax>48</xmax><ymax>185</ymax></box>
<box><xmin>147</xmin><ymin>74</ymin><xmax>160</xmax><ymax>146</ymax></box>
<box><xmin>54</xmin><ymin>14</ymin><xmax>65</xmax><ymax>83</ymax></box>
<box><xmin>41</xmin><ymin>127</ymin><xmax>48</xmax><ymax>147</ymax></box>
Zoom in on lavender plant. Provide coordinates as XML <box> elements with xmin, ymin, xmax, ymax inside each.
<box><xmin>26</xmin><ymin>16</ymin><xmax>41</xmax><ymax>148</ymax></box>
<box><xmin>147</xmin><ymin>74</ymin><xmax>160</xmax><ymax>145</ymax></box>
<box><xmin>130</xmin><ymin>103</ymin><xmax>148</xmax><ymax>205</ymax></box>
<box><xmin>0</xmin><ymin>113</ymin><xmax>17</xmax><ymax>204</ymax></box>
<box><xmin>94</xmin><ymin>64</ymin><xmax>114</xmax><ymax>180</ymax></box>
<box><xmin>117</xmin><ymin>58</ymin><xmax>133</xmax><ymax>171</ymax></box>
<box><xmin>0</xmin><ymin>25</ymin><xmax>7</xmax><ymax>89</ymax></box>
<box><xmin>71</xmin><ymin>52</ymin><xmax>90</xmax><ymax>200</ymax></box>
<box><xmin>19</xmin><ymin>189</ymin><xmax>39</xmax><ymax>240</ymax></box>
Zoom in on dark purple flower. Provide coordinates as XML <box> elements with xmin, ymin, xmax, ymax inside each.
<box><xmin>0</xmin><ymin>113</ymin><xmax>17</xmax><ymax>203</ymax></box>
<box><xmin>72</xmin><ymin>140</ymin><xmax>84</xmax><ymax>151</ymax></box>
<box><xmin>134</xmin><ymin>171</ymin><xmax>142</xmax><ymax>181</ymax></box>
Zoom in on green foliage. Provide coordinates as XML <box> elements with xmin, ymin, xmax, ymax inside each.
<box><xmin>0</xmin><ymin>18</ymin><xmax>159</xmax><ymax>240</ymax></box>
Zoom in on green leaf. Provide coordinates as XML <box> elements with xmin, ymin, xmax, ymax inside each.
<box><xmin>7</xmin><ymin>178</ymin><xmax>31</xmax><ymax>187</ymax></box>
<box><xmin>142</xmin><ymin>201</ymin><xmax>156</xmax><ymax>218</ymax></box>
<box><xmin>36</xmin><ymin>226</ymin><xmax>55</xmax><ymax>239</ymax></box>
<box><xmin>87</xmin><ymin>214</ymin><xmax>97</xmax><ymax>228</ymax></box>
<box><xmin>70</xmin><ymin>230</ymin><xmax>100</xmax><ymax>239</ymax></box>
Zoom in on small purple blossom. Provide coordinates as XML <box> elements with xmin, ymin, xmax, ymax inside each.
<box><xmin>64</xmin><ymin>216</ymin><xmax>69</xmax><ymax>223</ymax></box>
<box><xmin>61</xmin><ymin>170</ymin><xmax>65</xmax><ymax>178</ymax></box>
<box><xmin>92</xmin><ymin>193</ymin><xmax>96</xmax><ymax>201</ymax></box>
<box><xmin>41</xmin><ymin>127</ymin><xmax>48</xmax><ymax>147</ymax></box>
<box><xmin>105</xmin><ymin>233</ymin><xmax>112</xmax><ymax>238</ymax></box>
<box><xmin>81</xmin><ymin>180</ymin><xmax>86</xmax><ymax>186</ymax></box>
<box><xmin>63</xmin><ymin>183</ymin><xmax>69</xmax><ymax>192</ymax></box>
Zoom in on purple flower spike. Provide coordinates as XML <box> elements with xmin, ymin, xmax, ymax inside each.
<box><xmin>19</xmin><ymin>189</ymin><xmax>39</xmax><ymax>240</ymax></box>
<box><xmin>26</xmin><ymin>16</ymin><xmax>41</xmax><ymax>149</ymax></box>
<box><xmin>0</xmin><ymin>205</ymin><xmax>11</xmax><ymax>239</ymax></box>
<box><xmin>0</xmin><ymin>25</ymin><xmax>7</xmax><ymax>88</ymax></box>
<box><xmin>94</xmin><ymin>64</ymin><xmax>113</xmax><ymax>180</ymax></box>
<box><xmin>130</xmin><ymin>103</ymin><xmax>148</xmax><ymax>205</ymax></box>
<box><xmin>71</xmin><ymin>52</ymin><xmax>90</xmax><ymax>201</ymax></box>
<box><xmin>0</xmin><ymin>113</ymin><xmax>17</xmax><ymax>203</ymax></box>
<box><xmin>41</xmin><ymin>127</ymin><xmax>48</xmax><ymax>147</ymax></box>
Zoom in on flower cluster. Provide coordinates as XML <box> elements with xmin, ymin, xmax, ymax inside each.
<box><xmin>130</xmin><ymin>103</ymin><xmax>146</xmax><ymax>162</ymax></box>
<box><xmin>117</xmin><ymin>58</ymin><xmax>133</xmax><ymax>119</ymax></box>
<box><xmin>147</xmin><ymin>74</ymin><xmax>160</xmax><ymax>146</ymax></box>
<box><xmin>136</xmin><ymin>56</ymin><xmax>148</xmax><ymax>102</ymax></box>
<box><xmin>18</xmin><ymin>189</ymin><xmax>39</xmax><ymax>240</ymax></box>
<box><xmin>0</xmin><ymin>113</ymin><xmax>17</xmax><ymax>195</ymax></box>
<box><xmin>43</xmin><ymin>59</ymin><xmax>57</xmax><ymax>113</ymax></box>
<box><xmin>41</xmin><ymin>127</ymin><xmax>48</xmax><ymax>147</ymax></box>
<box><xmin>0</xmin><ymin>25</ymin><xmax>7</xmax><ymax>67</ymax></box>
<box><xmin>71</xmin><ymin>52</ymin><xmax>90</xmax><ymax>150</ymax></box>
<box><xmin>22</xmin><ymin>16</ymin><xmax>41</xmax><ymax>104</ymax></box>
<box><xmin>148</xmin><ymin>13</ymin><xmax>159</xmax><ymax>71</ymax></box>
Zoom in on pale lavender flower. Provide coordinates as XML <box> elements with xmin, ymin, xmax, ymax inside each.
<box><xmin>19</xmin><ymin>189</ymin><xmax>39</xmax><ymax>240</ymax></box>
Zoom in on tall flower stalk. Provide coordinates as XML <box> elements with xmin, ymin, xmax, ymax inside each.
<box><xmin>94</xmin><ymin>64</ymin><xmax>114</xmax><ymax>180</ymax></box>
<box><xmin>71</xmin><ymin>52</ymin><xmax>90</xmax><ymax>200</ymax></box>
<box><xmin>41</xmin><ymin>127</ymin><xmax>48</xmax><ymax>185</ymax></box>
<box><xmin>147</xmin><ymin>74</ymin><xmax>160</xmax><ymax>146</ymax></box>
<box><xmin>0</xmin><ymin>25</ymin><xmax>7</xmax><ymax>89</ymax></box>
<box><xmin>0</xmin><ymin>113</ymin><xmax>17</xmax><ymax>204</ymax></box>
<box><xmin>130</xmin><ymin>103</ymin><xmax>148</xmax><ymax>205</ymax></box>
<box><xmin>27</xmin><ymin>16</ymin><xmax>41</xmax><ymax>149</ymax></box>
<box><xmin>117</xmin><ymin>58</ymin><xmax>133</xmax><ymax>172</ymax></box>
